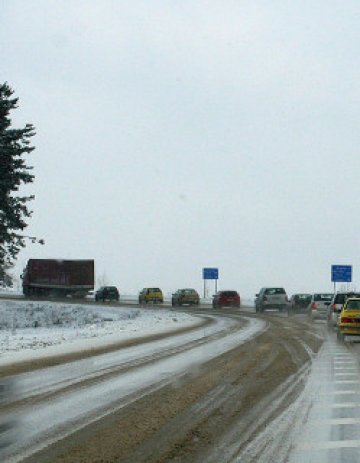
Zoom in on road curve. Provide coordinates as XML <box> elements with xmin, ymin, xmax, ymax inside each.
<box><xmin>0</xmin><ymin>313</ymin><xmax>266</xmax><ymax>463</ymax></box>
<box><xmin>5</xmin><ymin>311</ymin><xmax>322</xmax><ymax>463</ymax></box>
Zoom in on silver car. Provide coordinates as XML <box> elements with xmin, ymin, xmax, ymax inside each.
<box><xmin>255</xmin><ymin>287</ymin><xmax>288</xmax><ymax>313</ymax></box>
<box><xmin>308</xmin><ymin>293</ymin><xmax>333</xmax><ymax>320</ymax></box>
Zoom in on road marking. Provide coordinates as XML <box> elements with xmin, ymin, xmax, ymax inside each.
<box><xmin>311</xmin><ymin>380</ymin><xmax>360</xmax><ymax>386</ymax></box>
<box><xmin>334</xmin><ymin>366</ymin><xmax>357</xmax><ymax>370</ymax></box>
<box><xmin>335</xmin><ymin>372</ymin><xmax>358</xmax><ymax>377</ymax></box>
<box><xmin>317</xmin><ymin>390</ymin><xmax>357</xmax><ymax>397</ymax></box>
<box><xmin>335</xmin><ymin>380</ymin><xmax>360</xmax><ymax>384</ymax></box>
<box><xmin>334</xmin><ymin>359</ymin><xmax>355</xmax><ymax>362</ymax></box>
<box><xmin>334</xmin><ymin>360</ymin><xmax>356</xmax><ymax>363</ymax></box>
<box><xmin>332</xmin><ymin>402</ymin><xmax>360</xmax><ymax>408</ymax></box>
<box><xmin>316</xmin><ymin>402</ymin><xmax>360</xmax><ymax>409</ymax></box>
<box><xmin>316</xmin><ymin>418</ymin><xmax>360</xmax><ymax>425</ymax></box>
<box><xmin>300</xmin><ymin>439</ymin><xmax>360</xmax><ymax>450</ymax></box>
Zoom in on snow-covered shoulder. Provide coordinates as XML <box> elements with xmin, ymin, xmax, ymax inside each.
<box><xmin>0</xmin><ymin>300</ymin><xmax>200</xmax><ymax>366</ymax></box>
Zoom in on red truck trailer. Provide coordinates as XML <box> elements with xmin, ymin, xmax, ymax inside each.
<box><xmin>22</xmin><ymin>259</ymin><xmax>94</xmax><ymax>298</ymax></box>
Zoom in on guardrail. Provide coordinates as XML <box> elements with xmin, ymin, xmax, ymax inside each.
<box><xmin>0</xmin><ymin>292</ymin><xmax>254</xmax><ymax>311</ymax></box>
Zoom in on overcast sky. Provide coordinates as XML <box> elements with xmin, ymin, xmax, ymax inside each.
<box><xmin>2</xmin><ymin>1</ymin><xmax>360</xmax><ymax>297</ymax></box>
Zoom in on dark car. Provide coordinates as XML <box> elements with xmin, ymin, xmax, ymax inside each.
<box><xmin>172</xmin><ymin>288</ymin><xmax>200</xmax><ymax>306</ymax></box>
<box><xmin>95</xmin><ymin>286</ymin><xmax>119</xmax><ymax>302</ymax></box>
<box><xmin>212</xmin><ymin>290</ymin><xmax>241</xmax><ymax>309</ymax></box>
<box><xmin>288</xmin><ymin>293</ymin><xmax>311</xmax><ymax>315</ymax></box>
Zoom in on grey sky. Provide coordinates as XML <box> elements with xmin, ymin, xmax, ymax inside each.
<box><xmin>2</xmin><ymin>1</ymin><xmax>360</xmax><ymax>296</ymax></box>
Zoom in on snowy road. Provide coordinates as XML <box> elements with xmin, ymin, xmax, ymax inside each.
<box><xmin>0</xmin><ymin>312</ymin><xmax>266</xmax><ymax>463</ymax></box>
<box><xmin>233</xmin><ymin>328</ymin><xmax>360</xmax><ymax>463</ymax></box>
<box><xmin>288</xmin><ymin>335</ymin><xmax>360</xmax><ymax>463</ymax></box>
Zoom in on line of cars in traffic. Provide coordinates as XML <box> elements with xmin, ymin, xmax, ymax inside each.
<box><xmin>325</xmin><ymin>291</ymin><xmax>360</xmax><ymax>343</ymax></box>
<box><xmin>254</xmin><ymin>287</ymin><xmax>336</xmax><ymax>317</ymax></box>
<box><xmin>292</xmin><ymin>290</ymin><xmax>360</xmax><ymax>336</ymax></box>
<box><xmin>94</xmin><ymin>286</ymin><xmax>241</xmax><ymax>308</ymax></box>
<box><xmin>255</xmin><ymin>287</ymin><xmax>360</xmax><ymax>343</ymax></box>
<box><xmin>93</xmin><ymin>285</ymin><xmax>360</xmax><ymax>341</ymax></box>
<box><xmin>336</xmin><ymin>296</ymin><xmax>360</xmax><ymax>343</ymax></box>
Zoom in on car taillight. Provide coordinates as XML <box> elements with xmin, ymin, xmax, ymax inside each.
<box><xmin>311</xmin><ymin>302</ymin><xmax>317</xmax><ymax>310</ymax></box>
<box><xmin>341</xmin><ymin>317</ymin><xmax>356</xmax><ymax>323</ymax></box>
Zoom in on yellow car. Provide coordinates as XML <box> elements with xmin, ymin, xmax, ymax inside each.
<box><xmin>337</xmin><ymin>298</ymin><xmax>360</xmax><ymax>342</ymax></box>
<box><xmin>138</xmin><ymin>287</ymin><xmax>163</xmax><ymax>304</ymax></box>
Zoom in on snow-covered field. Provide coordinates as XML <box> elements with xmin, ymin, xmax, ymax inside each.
<box><xmin>0</xmin><ymin>300</ymin><xmax>199</xmax><ymax>366</ymax></box>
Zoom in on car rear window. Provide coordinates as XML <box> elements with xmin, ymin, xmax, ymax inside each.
<box><xmin>265</xmin><ymin>288</ymin><xmax>285</xmax><ymax>295</ymax></box>
<box><xmin>294</xmin><ymin>294</ymin><xmax>311</xmax><ymax>301</ymax></box>
<box><xmin>221</xmin><ymin>291</ymin><xmax>238</xmax><ymax>297</ymax></box>
<box><xmin>149</xmin><ymin>288</ymin><xmax>161</xmax><ymax>292</ymax></box>
<box><xmin>346</xmin><ymin>300</ymin><xmax>360</xmax><ymax>310</ymax></box>
<box><xmin>314</xmin><ymin>294</ymin><xmax>333</xmax><ymax>301</ymax></box>
<box><xmin>334</xmin><ymin>294</ymin><xmax>346</xmax><ymax>304</ymax></box>
<box><xmin>184</xmin><ymin>289</ymin><xmax>196</xmax><ymax>294</ymax></box>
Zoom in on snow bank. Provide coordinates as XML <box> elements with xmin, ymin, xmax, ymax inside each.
<box><xmin>0</xmin><ymin>287</ymin><xmax>22</xmax><ymax>296</ymax></box>
<box><xmin>0</xmin><ymin>300</ymin><xmax>199</xmax><ymax>365</ymax></box>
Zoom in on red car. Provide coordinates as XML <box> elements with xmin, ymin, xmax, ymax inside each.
<box><xmin>212</xmin><ymin>290</ymin><xmax>241</xmax><ymax>309</ymax></box>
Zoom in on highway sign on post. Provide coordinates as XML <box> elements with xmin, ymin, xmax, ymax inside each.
<box><xmin>331</xmin><ymin>265</ymin><xmax>352</xmax><ymax>293</ymax></box>
<box><xmin>202</xmin><ymin>268</ymin><xmax>219</xmax><ymax>298</ymax></box>
<box><xmin>331</xmin><ymin>265</ymin><xmax>352</xmax><ymax>283</ymax></box>
<box><xmin>203</xmin><ymin>268</ymin><xmax>219</xmax><ymax>280</ymax></box>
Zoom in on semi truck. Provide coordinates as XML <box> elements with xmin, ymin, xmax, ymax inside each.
<box><xmin>22</xmin><ymin>259</ymin><xmax>94</xmax><ymax>298</ymax></box>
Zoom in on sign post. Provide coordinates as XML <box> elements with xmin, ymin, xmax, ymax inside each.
<box><xmin>202</xmin><ymin>268</ymin><xmax>219</xmax><ymax>298</ymax></box>
<box><xmin>331</xmin><ymin>265</ymin><xmax>352</xmax><ymax>293</ymax></box>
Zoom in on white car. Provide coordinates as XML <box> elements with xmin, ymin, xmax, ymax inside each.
<box><xmin>308</xmin><ymin>293</ymin><xmax>333</xmax><ymax>320</ymax></box>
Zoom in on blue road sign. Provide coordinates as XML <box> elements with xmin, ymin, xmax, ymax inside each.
<box><xmin>331</xmin><ymin>265</ymin><xmax>352</xmax><ymax>283</ymax></box>
<box><xmin>203</xmin><ymin>268</ymin><xmax>219</xmax><ymax>280</ymax></box>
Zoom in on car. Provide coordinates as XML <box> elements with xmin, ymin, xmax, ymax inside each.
<box><xmin>212</xmin><ymin>290</ymin><xmax>240</xmax><ymax>309</ymax></box>
<box><xmin>172</xmin><ymin>288</ymin><xmax>200</xmax><ymax>307</ymax></box>
<box><xmin>95</xmin><ymin>286</ymin><xmax>120</xmax><ymax>302</ymax></box>
<box><xmin>327</xmin><ymin>291</ymin><xmax>360</xmax><ymax>329</ymax></box>
<box><xmin>337</xmin><ymin>297</ymin><xmax>360</xmax><ymax>342</ymax></box>
<box><xmin>288</xmin><ymin>293</ymin><xmax>312</xmax><ymax>315</ymax></box>
<box><xmin>308</xmin><ymin>293</ymin><xmax>333</xmax><ymax>320</ymax></box>
<box><xmin>138</xmin><ymin>287</ymin><xmax>163</xmax><ymax>304</ymax></box>
<box><xmin>255</xmin><ymin>287</ymin><xmax>288</xmax><ymax>313</ymax></box>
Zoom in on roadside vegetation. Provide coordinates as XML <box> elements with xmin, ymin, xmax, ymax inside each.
<box><xmin>0</xmin><ymin>83</ymin><xmax>38</xmax><ymax>286</ymax></box>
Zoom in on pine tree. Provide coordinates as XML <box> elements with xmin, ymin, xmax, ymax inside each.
<box><xmin>0</xmin><ymin>83</ymin><xmax>36</xmax><ymax>286</ymax></box>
